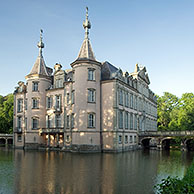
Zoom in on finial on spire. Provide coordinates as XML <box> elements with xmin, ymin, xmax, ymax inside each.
<box><xmin>83</xmin><ymin>7</ymin><xmax>91</xmax><ymax>39</ymax></box>
<box><xmin>37</xmin><ymin>29</ymin><xmax>44</xmax><ymax>56</ymax></box>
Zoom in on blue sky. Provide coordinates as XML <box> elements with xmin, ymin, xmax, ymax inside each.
<box><xmin>1</xmin><ymin>0</ymin><xmax>194</xmax><ymax>97</ymax></box>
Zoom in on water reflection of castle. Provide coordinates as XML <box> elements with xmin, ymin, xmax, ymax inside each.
<box><xmin>13</xmin><ymin>8</ymin><xmax>157</xmax><ymax>152</ymax></box>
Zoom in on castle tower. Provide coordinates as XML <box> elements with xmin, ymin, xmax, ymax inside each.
<box><xmin>66</xmin><ymin>7</ymin><xmax>102</xmax><ymax>152</ymax></box>
<box><xmin>24</xmin><ymin>30</ymin><xmax>52</xmax><ymax>148</ymax></box>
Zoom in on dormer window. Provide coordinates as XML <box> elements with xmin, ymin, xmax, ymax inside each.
<box><xmin>88</xmin><ymin>68</ymin><xmax>95</xmax><ymax>81</ymax></box>
<box><xmin>32</xmin><ymin>82</ymin><xmax>38</xmax><ymax>91</ymax></box>
<box><xmin>56</xmin><ymin>79</ymin><xmax>63</xmax><ymax>88</ymax></box>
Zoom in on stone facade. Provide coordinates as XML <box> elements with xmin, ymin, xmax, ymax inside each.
<box><xmin>13</xmin><ymin>8</ymin><xmax>157</xmax><ymax>152</ymax></box>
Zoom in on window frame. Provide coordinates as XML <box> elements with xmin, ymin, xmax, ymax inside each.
<box><xmin>71</xmin><ymin>113</ymin><xmax>75</xmax><ymax>128</ymax></box>
<box><xmin>32</xmin><ymin>117</ymin><xmax>39</xmax><ymax>130</ymax></box>
<box><xmin>32</xmin><ymin>82</ymin><xmax>39</xmax><ymax>92</ymax></box>
<box><xmin>125</xmin><ymin>135</ymin><xmax>128</xmax><ymax>144</ymax></box>
<box><xmin>88</xmin><ymin>88</ymin><xmax>96</xmax><ymax>103</ymax></box>
<box><xmin>66</xmin><ymin>115</ymin><xmax>70</xmax><ymax>129</ymax></box>
<box><xmin>118</xmin><ymin>135</ymin><xmax>122</xmax><ymax>144</ymax></box>
<box><xmin>32</xmin><ymin>98</ymin><xmax>39</xmax><ymax>109</ymax></box>
<box><xmin>125</xmin><ymin>111</ymin><xmax>129</xmax><ymax>129</ymax></box>
<box><xmin>71</xmin><ymin>90</ymin><xmax>75</xmax><ymax>104</ymax></box>
<box><xmin>17</xmin><ymin>116</ymin><xmax>22</xmax><ymax>129</ymax></box>
<box><xmin>55</xmin><ymin>114</ymin><xmax>61</xmax><ymax>128</ymax></box>
<box><xmin>88</xmin><ymin>113</ymin><xmax>96</xmax><ymax>128</ymax></box>
<box><xmin>17</xmin><ymin>135</ymin><xmax>22</xmax><ymax>142</ymax></box>
<box><xmin>17</xmin><ymin>99</ymin><xmax>23</xmax><ymax>113</ymax></box>
<box><xmin>88</xmin><ymin>68</ymin><xmax>95</xmax><ymax>81</ymax></box>
<box><xmin>119</xmin><ymin>110</ymin><xmax>123</xmax><ymax>129</ymax></box>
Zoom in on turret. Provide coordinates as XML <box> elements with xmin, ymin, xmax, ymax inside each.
<box><xmin>24</xmin><ymin>30</ymin><xmax>52</xmax><ymax>148</ymax></box>
<box><xmin>67</xmin><ymin>7</ymin><xmax>102</xmax><ymax>151</ymax></box>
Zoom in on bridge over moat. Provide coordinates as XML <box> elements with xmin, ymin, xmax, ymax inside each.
<box><xmin>0</xmin><ymin>134</ymin><xmax>13</xmax><ymax>146</ymax></box>
<box><xmin>139</xmin><ymin>130</ymin><xmax>194</xmax><ymax>151</ymax></box>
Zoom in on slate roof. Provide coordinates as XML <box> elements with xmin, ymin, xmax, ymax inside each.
<box><xmin>101</xmin><ymin>61</ymin><xmax>119</xmax><ymax>80</ymax></box>
<box><xmin>77</xmin><ymin>38</ymin><xmax>96</xmax><ymax>60</ymax></box>
<box><xmin>29</xmin><ymin>55</ymin><xmax>51</xmax><ymax>76</ymax></box>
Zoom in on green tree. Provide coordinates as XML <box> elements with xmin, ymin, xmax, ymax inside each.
<box><xmin>157</xmin><ymin>92</ymin><xmax>179</xmax><ymax>131</ymax></box>
<box><xmin>176</xmin><ymin>93</ymin><xmax>194</xmax><ymax>131</ymax></box>
<box><xmin>0</xmin><ymin>94</ymin><xmax>14</xmax><ymax>134</ymax></box>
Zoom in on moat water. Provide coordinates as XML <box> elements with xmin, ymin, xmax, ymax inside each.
<box><xmin>0</xmin><ymin>148</ymin><xmax>193</xmax><ymax>194</ymax></box>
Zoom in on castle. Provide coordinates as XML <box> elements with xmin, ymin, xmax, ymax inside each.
<box><xmin>13</xmin><ymin>8</ymin><xmax>157</xmax><ymax>152</ymax></box>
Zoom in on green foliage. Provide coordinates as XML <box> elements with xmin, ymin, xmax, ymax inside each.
<box><xmin>0</xmin><ymin>94</ymin><xmax>14</xmax><ymax>134</ymax></box>
<box><xmin>157</xmin><ymin>92</ymin><xmax>194</xmax><ymax>131</ymax></box>
<box><xmin>156</xmin><ymin>161</ymin><xmax>194</xmax><ymax>194</ymax></box>
<box><xmin>157</xmin><ymin>92</ymin><xmax>179</xmax><ymax>131</ymax></box>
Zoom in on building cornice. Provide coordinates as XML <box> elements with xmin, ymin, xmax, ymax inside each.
<box><xmin>70</xmin><ymin>58</ymin><xmax>101</xmax><ymax>68</ymax></box>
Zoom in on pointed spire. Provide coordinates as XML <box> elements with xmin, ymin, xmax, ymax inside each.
<box><xmin>77</xmin><ymin>7</ymin><xmax>96</xmax><ymax>61</ymax></box>
<box><xmin>27</xmin><ymin>29</ymin><xmax>50</xmax><ymax>77</ymax></box>
<box><xmin>83</xmin><ymin>7</ymin><xmax>91</xmax><ymax>39</ymax></box>
<box><xmin>37</xmin><ymin>29</ymin><xmax>44</xmax><ymax>57</ymax></box>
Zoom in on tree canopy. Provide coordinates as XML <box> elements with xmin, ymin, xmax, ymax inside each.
<box><xmin>157</xmin><ymin>92</ymin><xmax>194</xmax><ymax>131</ymax></box>
<box><xmin>0</xmin><ymin>94</ymin><xmax>13</xmax><ymax>134</ymax></box>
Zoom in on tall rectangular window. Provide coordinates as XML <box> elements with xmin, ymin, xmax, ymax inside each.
<box><xmin>66</xmin><ymin>115</ymin><xmax>70</xmax><ymax>128</ymax></box>
<box><xmin>119</xmin><ymin>89</ymin><xmax>123</xmax><ymax>105</ymax></box>
<box><xmin>46</xmin><ymin>96</ymin><xmax>53</xmax><ymax>109</ymax></box>
<box><xmin>118</xmin><ymin>135</ymin><xmax>122</xmax><ymax>144</ymax></box>
<box><xmin>88</xmin><ymin>69</ymin><xmax>95</xmax><ymax>81</ymax></box>
<box><xmin>32</xmin><ymin>98</ymin><xmax>39</xmax><ymax>109</ymax></box>
<box><xmin>46</xmin><ymin>115</ymin><xmax>52</xmax><ymax>128</ymax></box>
<box><xmin>125</xmin><ymin>135</ymin><xmax>128</xmax><ymax>144</ymax></box>
<box><xmin>125</xmin><ymin>92</ymin><xmax>129</xmax><ymax>107</ymax></box>
<box><xmin>71</xmin><ymin>91</ymin><xmax>75</xmax><ymax>104</ymax></box>
<box><xmin>25</xmin><ymin>99</ymin><xmax>27</xmax><ymax>110</ymax></box>
<box><xmin>25</xmin><ymin>117</ymin><xmax>27</xmax><ymax>128</ymax></box>
<box><xmin>55</xmin><ymin>95</ymin><xmax>61</xmax><ymax>109</ymax></box>
<box><xmin>134</xmin><ymin>96</ymin><xmax>137</xmax><ymax>110</ymax></box>
<box><xmin>134</xmin><ymin>136</ymin><xmax>137</xmax><ymax>143</ymax></box>
<box><xmin>125</xmin><ymin>112</ymin><xmax>128</xmax><ymax>129</ymax></box>
<box><xmin>130</xmin><ymin>93</ymin><xmax>133</xmax><ymax>108</ymax></box>
<box><xmin>32</xmin><ymin>118</ymin><xmax>38</xmax><ymax>129</ymax></box>
<box><xmin>88</xmin><ymin>113</ymin><xmax>95</xmax><ymax>128</ymax></box>
<box><xmin>134</xmin><ymin>115</ymin><xmax>137</xmax><ymax>130</ymax></box>
<box><xmin>130</xmin><ymin>114</ymin><xmax>133</xmax><ymax>130</ymax></box>
<box><xmin>55</xmin><ymin>114</ymin><xmax>61</xmax><ymax>128</ymax></box>
<box><xmin>130</xmin><ymin>135</ymin><xmax>133</xmax><ymax>143</ymax></box>
<box><xmin>71</xmin><ymin>113</ymin><xmax>75</xmax><ymax>128</ymax></box>
<box><xmin>17</xmin><ymin>99</ymin><xmax>23</xmax><ymax>112</ymax></box>
<box><xmin>88</xmin><ymin>89</ymin><xmax>95</xmax><ymax>103</ymax></box>
<box><xmin>67</xmin><ymin>93</ymin><xmax>70</xmax><ymax>104</ymax></box>
<box><xmin>18</xmin><ymin>116</ymin><xmax>22</xmax><ymax>129</ymax></box>
<box><xmin>119</xmin><ymin>110</ymin><xmax>123</xmax><ymax>129</ymax></box>
<box><xmin>32</xmin><ymin>82</ymin><xmax>38</xmax><ymax>91</ymax></box>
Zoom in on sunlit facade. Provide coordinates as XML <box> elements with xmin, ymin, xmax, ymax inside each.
<box><xmin>13</xmin><ymin>8</ymin><xmax>157</xmax><ymax>152</ymax></box>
